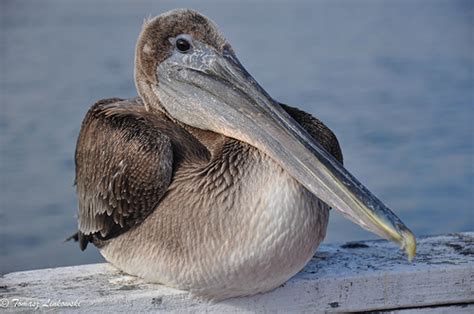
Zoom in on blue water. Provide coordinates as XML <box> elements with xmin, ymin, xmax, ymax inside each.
<box><xmin>1</xmin><ymin>0</ymin><xmax>473</xmax><ymax>274</ymax></box>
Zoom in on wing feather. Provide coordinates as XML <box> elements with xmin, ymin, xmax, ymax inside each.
<box><xmin>74</xmin><ymin>97</ymin><xmax>173</xmax><ymax>248</ymax></box>
<box><xmin>280</xmin><ymin>103</ymin><xmax>343</xmax><ymax>164</ymax></box>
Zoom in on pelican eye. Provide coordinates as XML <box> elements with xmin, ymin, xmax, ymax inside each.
<box><xmin>176</xmin><ymin>38</ymin><xmax>191</xmax><ymax>53</ymax></box>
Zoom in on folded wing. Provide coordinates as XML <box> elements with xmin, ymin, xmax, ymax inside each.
<box><xmin>75</xmin><ymin>98</ymin><xmax>173</xmax><ymax>249</ymax></box>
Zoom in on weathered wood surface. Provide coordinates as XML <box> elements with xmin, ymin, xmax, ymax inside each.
<box><xmin>1</xmin><ymin>233</ymin><xmax>472</xmax><ymax>313</ymax></box>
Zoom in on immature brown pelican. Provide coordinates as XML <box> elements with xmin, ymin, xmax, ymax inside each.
<box><xmin>73</xmin><ymin>9</ymin><xmax>416</xmax><ymax>300</ymax></box>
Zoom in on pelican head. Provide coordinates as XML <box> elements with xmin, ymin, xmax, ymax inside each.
<box><xmin>134</xmin><ymin>9</ymin><xmax>416</xmax><ymax>260</ymax></box>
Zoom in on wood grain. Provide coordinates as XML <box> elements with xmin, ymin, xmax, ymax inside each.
<box><xmin>1</xmin><ymin>233</ymin><xmax>472</xmax><ymax>313</ymax></box>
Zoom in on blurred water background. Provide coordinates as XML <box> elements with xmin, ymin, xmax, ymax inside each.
<box><xmin>1</xmin><ymin>0</ymin><xmax>473</xmax><ymax>274</ymax></box>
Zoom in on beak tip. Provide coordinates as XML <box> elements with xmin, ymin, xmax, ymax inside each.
<box><xmin>401</xmin><ymin>228</ymin><xmax>417</xmax><ymax>262</ymax></box>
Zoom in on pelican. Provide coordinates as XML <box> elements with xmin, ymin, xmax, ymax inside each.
<box><xmin>72</xmin><ymin>9</ymin><xmax>416</xmax><ymax>300</ymax></box>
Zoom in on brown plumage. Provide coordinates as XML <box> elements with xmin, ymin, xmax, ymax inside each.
<box><xmin>74</xmin><ymin>97</ymin><xmax>342</xmax><ymax>249</ymax></box>
<box><xmin>72</xmin><ymin>8</ymin><xmax>415</xmax><ymax>300</ymax></box>
<box><xmin>135</xmin><ymin>9</ymin><xmax>229</xmax><ymax>112</ymax></box>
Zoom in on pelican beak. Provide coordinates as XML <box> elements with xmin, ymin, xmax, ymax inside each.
<box><xmin>155</xmin><ymin>42</ymin><xmax>416</xmax><ymax>261</ymax></box>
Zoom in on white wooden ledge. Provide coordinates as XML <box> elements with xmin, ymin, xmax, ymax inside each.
<box><xmin>1</xmin><ymin>233</ymin><xmax>473</xmax><ymax>313</ymax></box>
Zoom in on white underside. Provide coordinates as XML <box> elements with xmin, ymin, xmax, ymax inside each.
<box><xmin>100</xmin><ymin>156</ymin><xmax>329</xmax><ymax>300</ymax></box>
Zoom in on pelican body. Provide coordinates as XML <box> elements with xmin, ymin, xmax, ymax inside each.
<box><xmin>73</xmin><ymin>9</ymin><xmax>415</xmax><ymax>300</ymax></box>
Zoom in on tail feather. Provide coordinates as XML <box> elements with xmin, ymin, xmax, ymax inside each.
<box><xmin>65</xmin><ymin>231</ymin><xmax>91</xmax><ymax>251</ymax></box>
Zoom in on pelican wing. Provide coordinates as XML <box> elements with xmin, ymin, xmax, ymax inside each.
<box><xmin>280</xmin><ymin>103</ymin><xmax>343</xmax><ymax>164</ymax></box>
<box><xmin>74</xmin><ymin>97</ymin><xmax>173</xmax><ymax>250</ymax></box>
